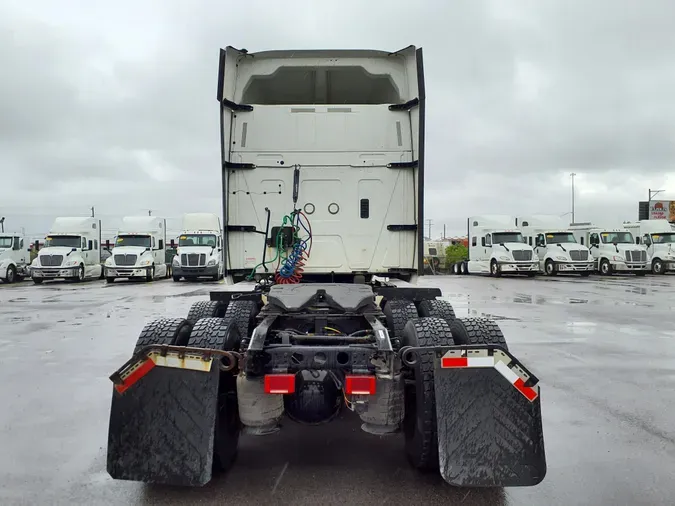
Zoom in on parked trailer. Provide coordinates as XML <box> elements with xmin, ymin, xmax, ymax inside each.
<box><xmin>104</xmin><ymin>216</ymin><xmax>171</xmax><ymax>283</ymax></box>
<box><xmin>171</xmin><ymin>213</ymin><xmax>225</xmax><ymax>282</ymax></box>
<box><xmin>0</xmin><ymin>233</ymin><xmax>29</xmax><ymax>283</ymax></box>
<box><xmin>30</xmin><ymin>217</ymin><xmax>103</xmax><ymax>284</ymax></box>
<box><xmin>569</xmin><ymin>222</ymin><xmax>648</xmax><ymax>276</ymax></box>
<box><xmin>461</xmin><ymin>215</ymin><xmax>538</xmax><ymax>277</ymax></box>
<box><xmin>623</xmin><ymin>219</ymin><xmax>675</xmax><ymax>274</ymax></box>
<box><xmin>516</xmin><ymin>215</ymin><xmax>593</xmax><ymax>276</ymax></box>
<box><xmin>105</xmin><ymin>45</ymin><xmax>546</xmax><ymax>490</ymax></box>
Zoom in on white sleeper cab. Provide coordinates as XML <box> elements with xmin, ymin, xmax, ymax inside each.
<box><xmin>467</xmin><ymin>215</ymin><xmax>538</xmax><ymax>277</ymax></box>
<box><xmin>569</xmin><ymin>223</ymin><xmax>648</xmax><ymax>276</ymax></box>
<box><xmin>623</xmin><ymin>219</ymin><xmax>675</xmax><ymax>274</ymax></box>
<box><xmin>516</xmin><ymin>215</ymin><xmax>593</xmax><ymax>276</ymax></box>
<box><xmin>31</xmin><ymin>217</ymin><xmax>103</xmax><ymax>284</ymax></box>
<box><xmin>105</xmin><ymin>216</ymin><xmax>170</xmax><ymax>283</ymax></box>
<box><xmin>0</xmin><ymin>233</ymin><xmax>29</xmax><ymax>283</ymax></box>
<box><xmin>172</xmin><ymin>213</ymin><xmax>225</xmax><ymax>282</ymax></box>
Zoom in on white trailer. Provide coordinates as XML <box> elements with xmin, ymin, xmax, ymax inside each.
<box><xmin>31</xmin><ymin>217</ymin><xmax>103</xmax><ymax>283</ymax></box>
<box><xmin>104</xmin><ymin>216</ymin><xmax>170</xmax><ymax>283</ymax></box>
<box><xmin>0</xmin><ymin>233</ymin><xmax>29</xmax><ymax>283</ymax></box>
<box><xmin>569</xmin><ymin>222</ymin><xmax>648</xmax><ymax>275</ymax></box>
<box><xmin>516</xmin><ymin>215</ymin><xmax>593</xmax><ymax>276</ymax></box>
<box><xmin>171</xmin><ymin>213</ymin><xmax>225</xmax><ymax>282</ymax></box>
<box><xmin>466</xmin><ymin>215</ymin><xmax>538</xmax><ymax>276</ymax></box>
<box><xmin>623</xmin><ymin>219</ymin><xmax>675</xmax><ymax>274</ymax></box>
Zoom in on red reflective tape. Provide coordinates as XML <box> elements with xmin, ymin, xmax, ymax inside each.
<box><xmin>441</xmin><ymin>356</ymin><xmax>468</xmax><ymax>368</ymax></box>
<box><xmin>115</xmin><ymin>359</ymin><xmax>155</xmax><ymax>394</ymax></box>
<box><xmin>514</xmin><ymin>377</ymin><xmax>538</xmax><ymax>401</ymax></box>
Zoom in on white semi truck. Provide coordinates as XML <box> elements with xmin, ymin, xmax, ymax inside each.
<box><xmin>623</xmin><ymin>219</ymin><xmax>675</xmax><ymax>274</ymax></box>
<box><xmin>464</xmin><ymin>215</ymin><xmax>538</xmax><ymax>276</ymax></box>
<box><xmin>0</xmin><ymin>233</ymin><xmax>29</xmax><ymax>283</ymax></box>
<box><xmin>31</xmin><ymin>217</ymin><xmax>103</xmax><ymax>284</ymax></box>
<box><xmin>516</xmin><ymin>215</ymin><xmax>593</xmax><ymax>276</ymax></box>
<box><xmin>105</xmin><ymin>45</ymin><xmax>546</xmax><ymax>491</ymax></box>
<box><xmin>104</xmin><ymin>216</ymin><xmax>170</xmax><ymax>283</ymax></box>
<box><xmin>569</xmin><ymin>223</ymin><xmax>648</xmax><ymax>275</ymax></box>
<box><xmin>171</xmin><ymin>213</ymin><xmax>225</xmax><ymax>282</ymax></box>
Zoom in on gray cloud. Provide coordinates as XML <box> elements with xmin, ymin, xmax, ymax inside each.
<box><xmin>2</xmin><ymin>0</ymin><xmax>675</xmax><ymax>240</ymax></box>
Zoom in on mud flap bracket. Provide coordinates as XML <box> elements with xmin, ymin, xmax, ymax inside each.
<box><xmin>431</xmin><ymin>345</ymin><xmax>547</xmax><ymax>487</ymax></box>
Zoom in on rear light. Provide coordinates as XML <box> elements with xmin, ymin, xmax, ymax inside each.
<box><xmin>344</xmin><ymin>375</ymin><xmax>376</xmax><ymax>395</ymax></box>
<box><xmin>264</xmin><ymin>374</ymin><xmax>296</xmax><ymax>394</ymax></box>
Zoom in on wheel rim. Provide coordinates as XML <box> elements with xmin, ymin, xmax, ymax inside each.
<box><xmin>491</xmin><ymin>263</ymin><xmax>497</xmax><ymax>274</ymax></box>
<box><xmin>79</xmin><ymin>267</ymin><xmax>84</xmax><ymax>280</ymax></box>
<box><xmin>546</xmin><ymin>263</ymin><xmax>553</xmax><ymax>274</ymax></box>
<box><xmin>602</xmin><ymin>262</ymin><xmax>608</xmax><ymax>274</ymax></box>
<box><xmin>7</xmin><ymin>268</ymin><xmax>14</xmax><ymax>282</ymax></box>
<box><xmin>654</xmin><ymin>261</ymin><xmax>662</xmax><ymax>273</ymax></box>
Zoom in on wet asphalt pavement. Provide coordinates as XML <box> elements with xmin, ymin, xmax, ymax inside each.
<box><xmin>1</xmin><ymin>274</ymin><xmax>675</xmax><ymax>505</ymax></box>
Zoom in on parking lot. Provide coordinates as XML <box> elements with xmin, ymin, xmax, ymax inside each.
<box><xmin>1</xmin><ymin>274</ymin><xmax>675</xmax><ymax>506</ymax></box>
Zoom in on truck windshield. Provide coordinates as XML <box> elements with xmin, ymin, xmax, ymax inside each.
<box><xmin>116</xmin><ymin>235</ymin><xmax>151</xmax><ymax>248</ymax></box>
<box><xmin>0</xmin><ymin>237</ymin><xmax>13</xmax><ymax>248</ymax></box>
<box><xmin>650</xmin><ymin>233</ymin><xmax>675</xmax><ymax>244</ymax></box>
<box><xmin>493</xmin><ymin>232</ymin><xmax>524</xmax><ymax>244</ymax></box>
<box><xmin>600</xmin><ymin>232</ymin><xmax>633</xmax><ymax>244</ymax></box>
<box><xmin>545</xmin><ymin>233</ymin><xmax>577</xmax><ymax>244</ymax></box>
<box><xmin>45</xmin><ymin>236</ymin><xmax>81</xmax><ymax>248</ymax></box>
<box><xmin>179</xmin><ymin>234</ymin><xmax>217</xmax><ymax>247</ymax></box>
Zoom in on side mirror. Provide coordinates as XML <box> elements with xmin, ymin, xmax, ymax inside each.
<box><xmin>71</xmin><ymin>247</ymin><xmax>77</xmax><ymax>252</ymax></box>
<box><xmin>612</xmin><ymin>241</ymin><xmax>618</xmax><ymax>246</ymax></box>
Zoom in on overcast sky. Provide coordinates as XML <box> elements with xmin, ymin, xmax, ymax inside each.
<box><xmin>2</xmin><ymin>0</ymin><xmax>675</xmax><ymax>240</ymax></box>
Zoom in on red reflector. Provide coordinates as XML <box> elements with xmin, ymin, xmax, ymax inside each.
<box><xmin>264</xmin><ymin>374</ymin><xmax>296</xmax><ymax>394</ymax></box>
<box><xmin>345</xmin><ymin>375</ymin><xmax>376</xmax><ymax>395</ymax></box>
<box><xmin>115</xmin><ymin>359</ymin><xmax>155</xmax><ymax>395</ymax></box>
<box><xmin>441</xmin><ymin>356</ymin><xmax>468</xmax><ymax>368</ymax></box>
<box><xmin>514</xmin><ymin>377</ymin><xmax>538</xmax><ymax>401</ymax></box>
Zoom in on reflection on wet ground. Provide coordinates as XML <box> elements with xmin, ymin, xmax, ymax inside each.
<box><xmin>1</xmin><ymin>274</ymin><xmax>675</xmax><ymax>505</ymax></box>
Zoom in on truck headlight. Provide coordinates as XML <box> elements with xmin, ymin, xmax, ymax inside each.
<box><xmin>207</xmin><ymin>258</ymin><xmax>217</xmax><ymax>267</ymax></box>
<box><xmin>556</xmin><ymin>256</ymin><xmax>567</xmax><ymax>261</ymax></box>
<box><xmin>140</xmin><ymin>258</ymin><xmax>152</xmax><ymax>266</ymax></box>
<box><xmin>499</xmin><ymin>256</ymin><xmax>510</xmax><ymax>261</ymax></box>
<box><xmin>65</xmin><ymin>260</ymin><xmax>79</xmax><ymax>266</ymax></box>
<box><xmin>105</xmin><ymin>257</ymin><xmax>114</xmax><ymax>266</ymax></box>
<box><xmin>613</xmin><ymin>256</ymin><xmax>625</xmax><ymax>262</ymax></box>
<box><xmin>172</xmin><ymin>256</ymin><xmax>180</xmax><ymax>266</ymax></box>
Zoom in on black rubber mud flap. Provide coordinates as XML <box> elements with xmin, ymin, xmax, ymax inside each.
<box><xmin>433</xmin><ymin>348</ymin><xmax>546</xmax><ymax>487</ymax></box>
<box><xmin>106</xmin><ymin>365</ymin><xmax>220</xmax><ymax>486</ymax></box>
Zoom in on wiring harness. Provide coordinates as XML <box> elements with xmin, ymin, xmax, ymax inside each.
<box><xmin>246</xmin><ymin>209</ymin><xmax>312</xmax><ymax>284</ymax></box>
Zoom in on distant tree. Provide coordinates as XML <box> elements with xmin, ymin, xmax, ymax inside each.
<box><xmin>445</xmin><ymin>243</ymin><xmax>468</xmax><ymax>269</ymax></box>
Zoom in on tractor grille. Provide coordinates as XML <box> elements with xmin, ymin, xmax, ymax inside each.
<box><xmin>182</xmin><ymin>253</ymin><xmax>206</xmax><ymax>266</ymax></box>
<box><xmin>512</xmin><ymin>250</ymin><xmax>533</xmax><ymax>261</ymax></box>
<box><xmin>40</xmin><ymin>255</ymin><xmax>63</xmax><ymax>267</ymax></box>
<box><xmin>570</xmin><ymin>250</ymin><xmax>589</xmax><ymax>261</ymax></box>
<box><xmin>114</xmin><ymin>254</ymin><xmax>138</xmax><ymax>266</ymax></box>
<box><xmin>626</xmin><ymin>250</ymin><xmax>647</xmax><ymax>263</ymax></box>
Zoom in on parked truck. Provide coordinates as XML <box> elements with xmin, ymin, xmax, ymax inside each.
<box><xmin>623</xmin><ymin>219</ymin><xmax>675</xmax><ymax>274</ymax></box>
<box><xmin>171</xmin><ymin>213</ymin><xmax>225</xmax><ymax>282</ymax></box>
<box><xmin>30</xmin><ymin>217</ymin><xmax>102</xmax><ymax>284</ymax></box>
<box><xmin>517</xmin><ymin>215</ymin><xmax>593</xmax><ymax>276</ymax></box>
<box><xmin>461</xmin><ymin>215</ymin><xmax>538</xmax><ymax>276</ymax></box>
<box><xmin>105</xmin><ymin>45</ymin><xmax>546</xmax><ymax>490</ymax></box>
<box><xmin>104</xmin><ymin>216</ymin><xmax>171</xmax><ymax>283</ymax></box>
<box><xmin>569</xmin><ymin>222</ymin><xmax>648</xmax><ymax>275</ymax></box>
<box><xmin>0</xmin><ymin>233</ymin><xmax>29</xmax><ymax>283</ymax></box>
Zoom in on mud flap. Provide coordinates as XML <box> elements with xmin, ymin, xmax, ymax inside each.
<box><xmin>106</xmin><ymin>352</ymin><xmax>220</xmax><ymax>486</ymax></box>
<box><xmin>433</xmin><ymin>346</ymin><xmax>546</xmax><ymax>487</ymax></box>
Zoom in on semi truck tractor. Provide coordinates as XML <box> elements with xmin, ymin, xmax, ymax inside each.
<box><xmin>0</xmin><ymin>233</ymin><xmax>29</xmax><ymax>283</ymax></box>
<box><xmin>171</xmin><ymin>213</ymin><xmax>225</xmax><ymax>282</ymax></box>
<box><xmin>569</xmin><ymin>223</ymin><xmax>648</xmax><ymax>275</ymax></box>
<box><xmin>624</xmin><ymin>219</ymin><xmax>675</xmax><ymax>274</ymax></box>
<box><xmin>30</xmin><ymin>217</ymin><xmax>102</xmax><ymax>284</ymax></box>
<box><xmin>104</xmin><ymin>216</ymin><xmax>170</xmax><ymax>283</ymax></box>
<box><xmin>105</xmin><ymin>45</ymin><xmax>546</xmax><ymax>489</ymax></box>
<box><xmin>461</xmin><ymin>215</ymin><xmax>538</xmax><ymax>276</ymax></box>
<box><xmin>516</xmin><ymin>215</ymin><xmax>593</xmax><ymax>276</ymax></box>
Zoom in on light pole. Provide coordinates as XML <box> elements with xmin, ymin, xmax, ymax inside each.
<box><xmin>570</xmin><ymin>173</ymin><xmax>576</xmax><ymax>224</ymax></box>
<box><xmin>0</xmin><ymin>217</ymin><xmax>4</xmax><ymax>233</ymax></box>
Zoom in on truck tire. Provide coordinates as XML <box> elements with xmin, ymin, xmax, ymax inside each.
<box><xmin>652</xmin><ymin>258</ymin><xmax>665</xmax><ymax>275</ymax></box>
<box><xmin>417</xmin><ymin>299</ymin><xmax>455</xmax><ymax>324</ymax></box>
<box><xmin>5</xmin><ymin>265</ymin><xmax>16</xmax><ymax>284</ymax></box>
<box><xmin>186</xmin><ymin>300</ymin><xmax>227</xmax><ymax>325</ymax></box>
<box><xmin>599</xmin><ymin>258</ymin><xmax>612</xmax><ymax>276</ymax></box>
<box><xmin>186</xmin><ymin>317</ymin><xmax>241</xmax><ymax>472</ymax></box>
<box><xmin>450</xmin><ymin>317</ymin><xmax>509</xmax><ymax>351</ymax></box>
<box><xmin>145</xmin><ymin>266</ymin><xmax>154</xmax><ymax>282</ymax></box>
<box><xmin>490</xmin><ymin>260</ymin><xmax>501</xmax><ymax>277</ymax></box>
<box><xmin>173</xmin><ymin>275</ymin><xmax>180</xmax><ymax>282</ymax></box>
<box><xmin>133</xmin><ymin>317</ymin><xmax>193</xmax><ymax>354</ymax></box>
<box><xmin>544</xmin><ymin>260</ymin><xmax>556</xmax><ymax>276</ymax></box>
<box><xmin>32</xmin><ymin>277</ymin><xmax>43</xmax><ymax>285</ymax></box>
<box><xmin>223</xmin><ymin>300</ymin><xmax>259</xmax><ymax>350</ymax></box>
<box><xmin>401</xmin><ymin>317</ymin><xmax>455</xmax><ymax>471</ymax></box>
<box><xmin>106</xmin><ymin>277</ymin><xmax>116</xmax><ymax>284</ymax></box>
<box><xmin>76</xmin><ymin>265</ymin><xmax>85</xmax><ymax>282</ymax></box>
<box><xmin>382</xmin><ymin>300</ymin><xmax>418</xmax><ymax>352</ymax></box>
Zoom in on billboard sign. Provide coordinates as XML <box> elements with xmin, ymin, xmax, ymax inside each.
<box><xmin>649</xmin><ymin>200</ymin><xmax>675</xmax><ymax>221</ymax></box>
